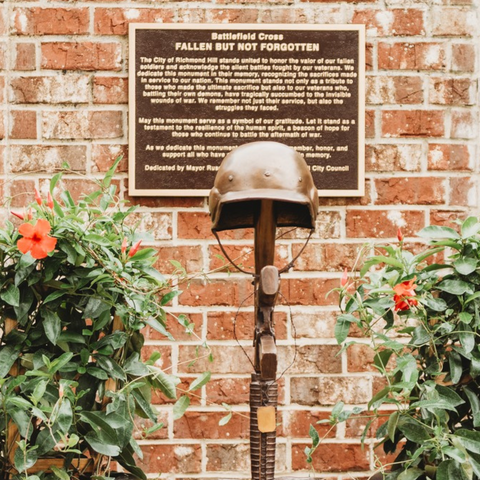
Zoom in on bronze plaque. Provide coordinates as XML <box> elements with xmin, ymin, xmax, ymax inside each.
<box><xmin>129</xmin><ymin>24</ymin><xmax>365</xmax><ymax>197</ymax></box>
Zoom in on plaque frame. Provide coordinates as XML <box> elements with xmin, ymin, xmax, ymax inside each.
<box><xmin>128</xmin><ymin>23</ymin><xmax>365</xmax><ymax>197</ymax></box>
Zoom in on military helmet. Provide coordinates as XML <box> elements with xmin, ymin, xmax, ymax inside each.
<box><xmin>209</xmin><ymin>142</ymin><xmax>319</xmax><ymax>231</ymax></box>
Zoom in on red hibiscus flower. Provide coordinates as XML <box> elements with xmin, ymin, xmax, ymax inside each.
<box><xmin>393</xmin><ymin>277</ymin><xmax>418</xmax><ymax>311</ymax></box>
<box><xmin>17</xmin><ymin>219</ymin><xmax>57</xmax><ymax>259</ymax></box>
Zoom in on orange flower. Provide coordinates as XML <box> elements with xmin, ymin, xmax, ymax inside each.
<box><xmin>17</xmin><ymin>219</ymin><xmax>57</xmax><ymax>259</ymax></box>
<box><xmin>47</xmin><ymin>192</ymin><xmax>54</xmax><ymax>209</ymax></box>
<box><xmin>393</xmin><ymin>277</ymin><xmax>418</xmax><ymax>311</ymax></box>
<box><xmin>128</xmin><ymin>240</ymin><xmax>142</xmax><ymax>257</ymax></box>
<box><xmin>341</xmin><ymin>267</ymin><xmax>348</xmax><ymax>287</ymax></box>
<box><xmin>397</xmin><ymin>227</ymin><xmax>404</xmax><ymax>242</ymax></box>
<box><xmin>121</xmin><ymin>237</ymin><xmax>128</xmax><ymax>255</ymax></box>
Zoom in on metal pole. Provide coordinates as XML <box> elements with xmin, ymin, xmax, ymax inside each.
<box><xmin>251</xmin><ymin>199</ymin><xmax>279</xmax><ymax>480</ymax></box>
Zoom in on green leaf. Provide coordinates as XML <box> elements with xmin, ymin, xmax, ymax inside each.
<box><xmin>459</xmin><ymin>312</ymin><xmax>473</xmax><ymax>324</ymax></box>
<box><xmin>173</xmin><ymin>395</ymin><xmax>190</xmax><ymax>420</ymax></box>
<box><xmin>459</xmin><ymin>324</ymin><xmax>475</xmax><ymax>353</ymax></box>
<box><xmin>0</xmin><ymin>345</ymin><xmax>20</xmax><ymax>379</ymax></box>
<box><xmin>397</xmin><ymin>417</ymin><xmax>431</xmax><ymax>443</ymax></box>
<box><xmin>219</xmin><ymin>412</ymin><xmax>232</xmax><ymax>426</ymax></box>
<box><xmin>41</xmin><ymin>310</ymin><xmax>61</xmax><ymax>345</ymax></box>
<box><xmin>14</xmin><ymin>444</ymin><xmax>38</xmax><ymax>472</ymax></box>
<box><xmin>309</xmin><ymin>424</ymin><xmax>320</xmax><ymax>448</ymax></box>
<box><xmin>436</xmin><ymin>385</ymin><xmax>465</xmax><ymax>408</ymax></box>
<box><xmin>456</xmin><ymin>429</ymin><xmax>480</xmax><ymax>454</ymax></box>
<box><xmin>131</xmin><ymin>389</ymin><xmax>157</xmax><ymax>423</ymax></box>
<box><xmin>160</xmin><ymin>289</ymin><xmax>181</xmax><ymax>306</ymax></box>
<box><xmin>421</xmin><ymin>295</ymin><xmax>448</xmax><ymax>312</ymax></box>
<box><xmin>151</xmin><ymin>368</ymin><xmax>177</xmax><ymax>399</ymax></box>
<box><xmin>449</xmin><ymin>350</ymin><xmax>463</xmax><ymax>384</ymax></box>
<box><xmin>397</xmin><ymin>467</ymin><xmax>424</xmax><ymax>480</ymax></box>
<box><xmin>189</xmin><ymin>371</ymin><xmax>211</xmax><ymax>391</ymax></box>
<box><xmin>144</xmin><ymin>316</ymin><xmax>174</xmax><ymax>341</ymax></box>
<box><xmin>454</xmin><ymin>257</ymin><xmax>477</xmax><ymax>275</ymax></box>
<box><xmin>437</xmin><ymin>279</ymin><xmax>471</xmax><ymax>295</ymax></box>
<box><xmin>0</xmin><ymin>284</ymin><xmax>20</xmax><ymax>307</ymax></box>
<box><xmin>83</xmin><ymin>233</ymin><xmax>112</xmax><ymax>246</ymax></box>
<box><xmin>55</xmin><ymin>398</ymin><xmax>73</xmax><ymax>433</ymax></box>
<box><xmin>461</xmin><ymin>216</ymin><xmax>480</xmax><ymax>238</ymax></box>
<box><xmin>464</xmin><ymin>387</ymin><xmax>480</xmax><ymax>427</ymax></box>
<box><xmin>43</xmin><ymin>290</ymin><xmax>66</xmax><ymax>304</ymax></box>
<box><xmin>335</xmin><ymin>314</ymin><xmax>355</xmax><ymax>344</ymax></box>
<box><xmin>418</xmin><ymin>225</ymin><xmax>460</xmax><ymax>240</ymax></box>
<box><xmin>387</xmin><ymin>411</ymin><xmax>399</xmax><ymax>441</ymax></box>
<box><xmin>50</xmin><ymin>466</ymin><xmax>70</xmax><ymax>480</ymax></box>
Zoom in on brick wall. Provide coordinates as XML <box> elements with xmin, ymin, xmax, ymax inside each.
<box><xmin>2</xmin><ymin>1</ymin><xmax>479</xmax><ymax>479</ymax></box>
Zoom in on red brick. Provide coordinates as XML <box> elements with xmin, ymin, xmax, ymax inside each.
<box><xmin>177</xmin><ymin>211</ymin><xmax>215</xmax><ymax>240</ymax></box>
<box><xmin>10</xmin><ymin>110</ymin><xmax>37</xmax><ymax>139</ymax></box>
<box><xmin>375</xmin><ymin>177</ymin><xmax>446</xmax><ymax>205</ymax></box>
<box><xmin>346</xmin><ymin>209</ymin><xmax>425</xmax><ymax>238</ymax></box>
<box><xmin>429</xmin><ymin>77</ymin><xmax>476</xmax><ymax>105</ymax></box>
<box><xmin>8</xmin><ymin>179</ymin><xmax>36</xmax><ymax>208</ymax></box>
<box><xmin>13</xmin><ymin>8</ymin><xmax>89</xmax><ymax>35</ymax></box>
<box><xmin>179</xmin><ymin>278</ymin><xmax>253</xmax><ymax>307</ymax></box>
<box><xmin>430</xmin><ymin>210</ymin><xmax>468</xmax><ymax>227</ymax></box>
<box><xmin>366</xmin><ymin>144</ymin><xmax>422</xmax><ymax>172</ymax></box>
<box><xmin>0</xmin><ymin>146</ymin><xmax>4</xmax><ymax>175</ymax></box>
<box><xmin>292</xmin><ymin>442</ymin><xmax>370</xmax><ymax>471</ymax></box>
<box><xmin>281</xmin><ymin>410</ymin><xmax>334</xmax><ymax>439</ymax></box>
<box><xmin>145</xmin><ymin>312</ymin><xmax>203</xmax><ymax>342</ymax></box>
<box><xmin>206</xmin><ymin>377</ymin><xmax>250</xmax><ymax>405</ymax></box>
<box><xmin>345</xmin><ymin>411</ymin><xmax>380</xmax><ymax>438</ymax></box>
<box><xmin>10</xmin><ymin>145</ymin><xmax>86</xmax><ymax>173</ymax></box>
<box><xmin>450</xmin><ymin>176</ymin><xmax>477</xmax><ymax>207</ymax></box>
<box><xmin>292</xmin><ymin>242</ymin><xmax>359</xmax><ymax>272</ymax></box>
<box><xmin>207</xmin><ymin>310</ymin><xmax>287</xmax><ymax>341</ymax></box>
<box><xmin>431</xmin><ymin>7</ymin><xmax>477</xmax><ymax>36</ymax></box>
<box><xmin>279</xmin><ymin>344</ymin><xmax>342</xmax><ymax>374</ymax></box>
<box><xmin>451</xmin><ymin>110</ymin><xmax>478</xmax><ymax>139</ymax></box>
<box><xmin>428</xmin><ymin>144</ymin><xmax>473</xmax><ymax>171</ymax></box>
<box><xmin>208</xmin><ymin>8</ymin><xmax>260</xmax><ymax>23</ymax></box>
<box><xmin>92</xmin><ymin>144</ymin><xmax>128</xmax><ymax>173</ymax></box>
<box><xmin>11</xmin><ymin>76</ymin><xmax>89</xmax><ymax>104</ymax></box>
<box><xmin>47</xmin><ymin>178</ymin><xmax>119</xmax><ymax>204</ymax></box>
<box><xmin>140</xmin><ymin>345</ymin><xmax>172</xmax><ymax>370</ymax></box>
<box><xmin>13</xmin><ymin>43</ymin><xmax>36</xmax><ymax>71</ymax></box>
<box><xmin>208</xmin><ymin>244</ymin><xmax>255</xmax><ymax>273</ymax></box>
<box><xmin>0</xmin><ymin>42</ymin><xmax>6</xmax><ymax>71</ymax></box>
<box><xmin>42</xmin><ymin>42</ymin><xmax>122</xmax><ymax>71</ymax></box>
<box><xmin>452</xmin><ymin>43</ymin><xmax>475</xmax><ymax>72</ymax></box>
<box><xmin>382</xmin><ymin>110</ymin><xmax>444</xmax><ymax>137</ymax></box>
<box><xmin>280</xmin><ymin>277</ymin><xmax>339</xmax><ymax>307</ymax></box>
<box><xmin>94</xmin><ymin>8</ymin><xmax>175</xmax><ymax>35</ymax></box>
<box><xmin>378</xmin><ymin>42</ymin><xmax>446</xmax><ymax>71</ymax></box>
<box><xmin>353</xmin><ymin>9</ymin><xmax>424</xmax><ymax>36</ymax></box>
<box><xmin>136</xmin><ymin>444</ymin><xmax>202</xmax><ymax>474</ymax></box>
<box><xmin>365</xmin><ymin>110</ymin><xmax>375</xmax><ymax>138</ymax></box>
<box><xmin>347</xmin><ymin>343</ymin><xmax>378</xmax><ymax>373</ymax></box>
<box><xmin>154</xmin><ymin>245</ymin><xmax>202</xmax><ymax>275</ymax></box>
<box><xmin>93</xmin><ymin>76</ymin><xmax>128</xmax><ymax>104</ymax></box>
<box><xmin>42</xmin><ymin>111</ymin><xmax>123</xmax><ymax>139</ymax></box>
<box><xmin>133</xmin><ymin>411</ymin><xmax>169</xmax><ymax>440</ymax></box>
<box><xmin>366</xmin><ymin>76</ymin><xmax>423</xmax><ymax>105</ymax></box>
<box><xmin>174</xmin><ymin>410</ymin><xmax>250</xmax><ymax>439</ymax></box>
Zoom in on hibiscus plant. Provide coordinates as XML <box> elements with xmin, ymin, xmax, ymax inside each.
<box><xmin>0</xmin><ymin>159</ymin><xmax>199</xmax><ymax>480</ymax></box>
<box><xmin>307</xmin><ymin>217</ymin><xmax>480</xmax><ymax>480</ymax></box>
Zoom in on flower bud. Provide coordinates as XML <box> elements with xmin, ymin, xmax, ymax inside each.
<box><xmin>121</xmin><ymin>237</ymin><xmax>128</xmax><ymax>254</ymax></box>
<box><xmin>11</xmin><ymin>211</ymin><xmax>25</xmax><ymax>220</ymax></box>
<box><xmin>341</xmin><ymin>267</ymin><xmax>348</xmax><ymax>287</ymax></box>
<box><xmin>47</xmin><ymin>192</ymin><xmax>54</xmax><ymax>209</ymax></box>
<box><xmin>34</xmin><ymin>188</ymin><xmax>42</xmax><ymax>206</ymax></box>
<box><xmin>397</xmin><ymin>227</ymin><xmax>404</xmax><ymax>242</ymax></box>
<box><xmin>128</xmin><ymin>240</ymin><xmax>142</xmax><ymax>257</ymax></box>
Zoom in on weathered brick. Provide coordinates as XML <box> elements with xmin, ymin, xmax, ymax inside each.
<box><xmin>382</xmin><ymin>110</ymin><xmax>444</xmax><ymax>137</ymax></box>
<box><xmin>207</xmin><ymin>8</ymin><xmax>260</xmax><ymax>23</ymax></box>
<box><xmin>13</xmin><ymin>8</ymin><xmax>89</xmax><ymax>35</ymax></box>
<box><xmin>366</xmin><ymin>76</ymin><xmax>423</xmax><ymax>105</ymax></box>
<box><xmin>429</xmin><ymin>77</ymin><xmax>476</xmax><ymax>105</ymax></box>
<box><xmin>292</xmin><ymin>442</ymin><xmax>370</xmax><ymax>471</ymax></box>
<box><xmin>42</xmin><ymin>110</ymin><xmax>123</xmax><ymax>139</ymax></box>
<box><xmin>346</xmin><ymin>343</ymin><xmax>378</xmax><ymax>373</ymax></box>
<box><xmin>365</xmin><ymin>109</ymin><xmax>375</xmax><ymax>138</ymax></box>
<box><xmin>451</xmin><ymin>110</ymin><xmax>478</xmax><ymax>139</ymax></box>
<box><xmin>281</xmin><ymin>410</ymin><xmax>334</xmax><ymax>439</ymax></box>
<box><xmin>13</xmin><ymin>43</ymin><xmax>36</xmax><ymax>71</ymax></box>
<box><xmin>178</xmin><ymin>345</ymin><xmax>253</xmax><ymax>375</ymax></box>
<box><xmin>366</xmin><ymin>144</ymin><xmax>422</xmax><ymax>172</ymax></box>
<box><xmin>452</xmin><ymin>43</ymin><xmax>476</xmax><ymax>72</ymax></box>
<box><xmin>177</xmin><ymin>211</ymin><xmax>214</xmax><ymax>240</ymax></box>
<box><xmin>428</xmin><ymin>144</ymin><xmax>473</xmax><ymax>171</ymax></box>
<box><xmin>8</xmin><ymin>179</ymin><xmax>36</xmax><ymax>208</ymax></box>
<box><xmin>10</xmin><ymin>145</ymin><xmax>86</xmax><ymax>172</ymax></box>
<box><xmin>352</xmin><ymin>9</ymin><xmax>424</xmax><ymax>36</ymax></box>
<box><xmin>374</xmin><ymin>177</ymin><xmax>446</xmax><ymax>205</ymax></box>
<box><xmin>450</xmin><ymin>176</ymin><xmax>477</xmax><ymax>207</ymax></box>
<box><xmin>146</xmin><ymin>311</ymin><xmax>203</xmax><ymax>342</ymax></box>
<box><xmin>93</xmin><ymin>76</ymin><xmax>128</xmax><ymax>104</ymax></box>
<box><xmin>10</xmin><ymin>110</ymin><xmax>37</xmax><ymax>139</ymax></box>
<box><xmin>174</xmin><ymin>410</ymin><xmax>250</xmax><ymax>439</ymax></box>
<box><xmin>378</xmin><ymin>42</ymin><xmax>446</xmax><ymax>71</ymax></box>
<box><xmin>430</xmin><ymin>209</ymin><xmax>469</xmax><ymax>227</ymax></box>
<box><xmin>206</xmin><ymin>377</ymin><xmax>250</xmax><ymax>405</ymax></box>
<box><xmin>278</xmin><ymin>345</ymin><xmax>342</xmax><ymax>374</ymax></box>
<box><xmin>94</xmin><ymin>8</ymin><xmax>175</xmax><ymax>35</ymax></box>
<box><xmin>346</xmin><ymin>209</ymin><xmax>425</xmax><ymax>238</ymax></box>
<box><xmin>0</xmin><ymin>42</ymin><xmax>6</xmax><ymax>71</ymax></box>
<box><xmin>91</xmin><ymin>144</ymin><xmax>128</xmax><ymax>173</ymax></box>
<box><xmin>133</xmin><ymin>411</ymin><xmax>169</xmax><ymax>440</ymax></box>
<box><xmin>291</xmin><ymin>311</ymin><xmax>337</xmax><ymax>339</ymax></box>
<box><xmin>291</xmin><ymin>376</ymin><xmax>372</xmax><ymax>405</ymax></box>
<box><xmin>11</xmin><ymin>76</ymin><xmax>90</xmax><ymax>104</ymax></box>
<box><xmin>42</xmin><ymin>42</ymin><xmax>122</xmax><ymax>71</ymax></box>
<box><xmin>136</xmin><ymin>444</ymin><xmax>202</xmax><ymax>474</ymax></box>
<box><xmin>206</xmin><ymin>443</ymin><xmax>250</xmax><ymax>471</ymax></box>
<box><xmin>431</xmin><ymin>7</ymin><xmax>477</xmax><ymax>36</ymax></box>
<box><xmin>280</xmin><ymin>278</ymin><xmax>339</xmax><ymax>307</ymax></box>
<box><xmin>125</xmin><ymin>212</ymin><xmax>172</xmax><ymax>240</ymax></box>
<box><xmin>0</xmin><ymin>114</ymin><xmax>5</xmax><ymax>140</ymax></box>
